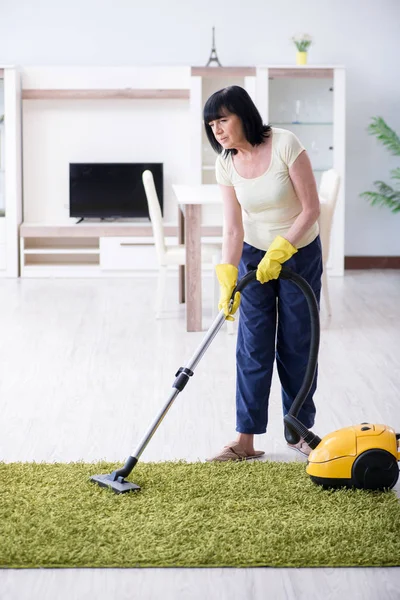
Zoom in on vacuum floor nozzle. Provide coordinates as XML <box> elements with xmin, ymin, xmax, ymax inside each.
<box><xmin>90</xmin><ymin>474</ymin><xmax>141</xmax><ymax>494</ymax></box>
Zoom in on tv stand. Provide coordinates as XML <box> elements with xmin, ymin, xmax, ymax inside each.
<box><xmin>19</xmin><ymin>221</ymin><xmax>222</xmax><ymax>277</ymax></box>
<box><xmin>76</xmin><ymin>218</ymin><xmax>84</xmax><ymax>224</ymax></box>
<box><xmin>19</xmin><ymin>222</ymin><xmax>160</xmax><ymax>276</ymax></box>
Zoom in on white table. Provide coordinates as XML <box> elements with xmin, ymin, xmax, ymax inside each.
<box><xmin>172</xmin><ymin>184</ymin><xmax>222</xmax><ymax>332</ymax></box>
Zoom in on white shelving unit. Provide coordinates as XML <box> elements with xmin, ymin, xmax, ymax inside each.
<box><xmin>0</xmin><ymin>66</ymin><xmax>22</xmax><ymax>278</ymax></box>
<box><xmin>0</xmin><ymin>115</ymin><xmax>5</xmax><ymax>270</ymax></box>
<box><xmin>190</xmin><ymin>65</ymin><xmax>345</xmax><ymax>276</ymax></box>
<box><xmin>17</xmin><ymin>65</ymin><xmax>344</xmax><ymax>278</ymax></box>
<box><xmin>20</xmin><ymin>66</ymin><xmax>197</xmax><ymax>277</ymax></box>
<box><xmin>0</xmin><ymin>80</ymin><xmax>4</xmax><ymax>271</ymax></box>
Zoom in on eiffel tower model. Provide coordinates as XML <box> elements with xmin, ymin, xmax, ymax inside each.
<box><xmin>206</xmin><ymin>27</ymin><xmax>222</xmax><ymax>67</ymax></box>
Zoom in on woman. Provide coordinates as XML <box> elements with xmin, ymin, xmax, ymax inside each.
<box><xmin>204</xmin><ymin>85</ymin><xmax>322</xmax><ymax>461</ymax></box>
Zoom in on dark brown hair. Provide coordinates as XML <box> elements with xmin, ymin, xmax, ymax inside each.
<box><xmin>203</xmin><ymin>85</ymin><xmax>271</xmax><ymax>156</ymax></box>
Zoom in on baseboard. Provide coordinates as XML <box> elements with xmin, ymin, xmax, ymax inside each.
<box><xmin>345</xmin><ymin>256</ymin><xmax>400</xmax><ymax>269</ymax></box>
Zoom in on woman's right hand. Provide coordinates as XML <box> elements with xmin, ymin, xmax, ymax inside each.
<box><xmin>215</xmin><ymin>264</ymin><xmax>241</xmax><ymax>321</ymax></box>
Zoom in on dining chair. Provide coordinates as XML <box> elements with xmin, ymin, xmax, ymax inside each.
<box><xmin>142</xmin><ymin>170</ymin><xmax>222</xmax><ymax>319</ymax></box>
<box><xmin>318</xmin><ymin>169</ymin><xmax>341</xmax><ymax>316</ymax></box>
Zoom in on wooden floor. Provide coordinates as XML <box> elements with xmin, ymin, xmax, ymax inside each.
<box><xmin>0</xmin><ymin>270</ymin><xmax>399</xmax><ymax>600</ymax></box>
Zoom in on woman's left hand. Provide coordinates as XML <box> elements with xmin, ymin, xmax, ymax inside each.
<box><xmin>256</xmin><ymin>235</ymin><xmax>298</xmax><ymax>284</ymax></box>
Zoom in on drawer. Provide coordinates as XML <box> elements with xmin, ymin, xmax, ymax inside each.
<box><xmin>0</xmin><ymin>218</ymin><xmax>5</xmax><ymax>244</ymax></box>
<box><xmin>100</xmin><ymin>237</ymin><xmax>158</xmax><ymax>271</ymax></box>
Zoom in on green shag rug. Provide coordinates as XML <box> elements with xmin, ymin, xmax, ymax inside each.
<box><xmin>1</xmin><ymin>460</ymin><xmax>400</xmax><ymax>568</ymax></box>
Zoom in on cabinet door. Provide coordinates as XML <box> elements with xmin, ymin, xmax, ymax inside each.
<box><xmin>268</xmin><ymin>73</ymin><xmax>334</xmax><ymax>189</ymax></box>
<box><xmin>265</xmin><ymin>68</ymin><xmax>345</xmax><ymax>275</ymax></box>
<box><xmin>0</xmin><ymin>80</ymin><xmax>4</xmax><ymax>259</ymax></box>
<box><xmin>3</xmin><ymin>67</ymin><xmax>23</xmax><ymax>278</ymax></box>
<box><xmin>0</xmin><ymin>81</ymin><xmax>4</xmax><ymax>216</ymax></box>
<box><xmin>100</xmin><ymin>237</ymin><xmax>158</xmax><ymax>271</ymax></box>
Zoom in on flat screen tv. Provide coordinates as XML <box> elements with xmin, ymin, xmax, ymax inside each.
<box><xmin>69</xmin><ymin>163</ymin><xmax>163</xmax><ymax>220</ymax></box>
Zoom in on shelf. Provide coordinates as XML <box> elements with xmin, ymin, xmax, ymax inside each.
<box><xmin>20</xmin><ymin>223</ymin><xmax>156</xmax><ymax>238</ymax></box>
<box><xmin>24</xmin><ymin>248</ymin><xmax>100</xmax><ymax>255</ymax></box>
<box><xmin>191</xmin><ymin>67</ymin><xmax>256</xmax><ymax>77</ymax></box>
<box><xmin>24</xmin><ymin>254</ymin><xmax>100</xmax><ymax>266</ymax></box>
<box><xmin>22</xmin><ymin>89</ymin><xmax>190</xmax><ymax>100</ymax></box>
<box><xmin>20</xmin><ymin>222</ymin><xmax>222</xmax><ymax>238</ymax></box>
<box><xmin>268</xmin><ymin>68</ymin><xmax>334</xmax><ymax>79</ymax></box>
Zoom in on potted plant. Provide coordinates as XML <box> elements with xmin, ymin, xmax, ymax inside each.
<box><xmin>360</xmin><ymin>117</ymin><xmax>400</xmax><ymax>214</ymax></box>
<box><xmin>291</xmin><ymin>34</ymin><xmax>312</xmax><ymax>65</ymax></box>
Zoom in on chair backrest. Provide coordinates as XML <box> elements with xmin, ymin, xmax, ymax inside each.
<box><xmin>319</xmin><ymin>169</ymin><xmax>340</xmax><ymax>207</ymax></box>
<box><xmin>318</xmin><ymin>169</ymin><xmax>340</xmax><ymax>265</ymax></box>
<box><xmin>142</xmin><ymin>170</ymin><xmax>167</xmax><ymax>263</ymax></box>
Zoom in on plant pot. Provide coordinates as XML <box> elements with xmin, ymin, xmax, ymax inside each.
<box><xmin>296</xmin><ymin>51</ymin><xmax>307</xmax><ymax>65</ymax></box>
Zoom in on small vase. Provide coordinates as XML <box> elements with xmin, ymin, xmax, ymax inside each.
<box><xmin>296</xmin><ymin>51</ymin><xmax>307</xmax><ymax>65</ymax></box>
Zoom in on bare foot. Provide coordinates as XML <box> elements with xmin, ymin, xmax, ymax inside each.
<box><xmin>236</xmin><ymin>432</ymin><xmax>255</xmax><ymax>455</ymax></box>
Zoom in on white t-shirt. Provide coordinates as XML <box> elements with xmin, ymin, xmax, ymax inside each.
<box><xmin>215</xmin><ymin>127</ymin><xmax>319</xmax><ymax>251</ymax></box>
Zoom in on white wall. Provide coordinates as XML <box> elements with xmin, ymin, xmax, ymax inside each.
<box><xmin>2</xmin><ymin>0</ymin><xmax>400</xmax><ymax>255</ymax></box>
<box><xmin>22</xmin><ymin>67</ymin><xmax>191</xmax><ymax>224</ymax></box>
<box><xmin>23</xmin><ymin>98</ymin><xmax>190</xmax><ymax>224</ymax></box>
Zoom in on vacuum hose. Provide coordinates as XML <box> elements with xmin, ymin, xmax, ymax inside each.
<box><xmin>233</xmin><ymin>266</ymin><xmax>322</xmax><ymax>450</ymax></box>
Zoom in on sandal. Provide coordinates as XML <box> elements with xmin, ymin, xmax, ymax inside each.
<box><xmin>206</xmin><ymin>441</ymin><xmax>265</xmax><ymax>462</ymax></box>
<box><xmin>287</xmin><ymin>438</ymin><xmax>312</xmax><ymax>457</ymax></box>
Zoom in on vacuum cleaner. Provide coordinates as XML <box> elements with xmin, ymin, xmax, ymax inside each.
<box><xmin>91</xmin><ymin>266</ymin><xmax>400</xmax><ymax>494</ymax></box>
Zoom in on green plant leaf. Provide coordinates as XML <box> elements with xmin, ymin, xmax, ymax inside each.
<box><xmin>390</xmin><ymin>167</ymin><xmax>400</xmax><ymax>182</ymax></box>
<box><xmin>360</xmin><ymin>183</ymin><xmax>400</xmax><ymax>213</ymax></box>
<box><xmin>294</xmin><ymin>41</ymin><xmax>312</xmax><ymax>52</ymax></box>
<box><xmin>361</xmin><ymin>117</ymin><xmax>400</xmax><ymax>212</ymax></box>
<box><xmin>373</xmin><ymin>180</ymin><xmax>398</xmax><ymax>195</ymax></box>
<box><xmin>368</xmin><ymin>117</ymin><xmax>400</xmax><ymax>156</ymax></box>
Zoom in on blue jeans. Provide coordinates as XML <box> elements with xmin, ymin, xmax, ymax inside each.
<box><xmin>236</xmin><ymin>236</ymin><xmax>322</xmax><ymax>434</ymax></box>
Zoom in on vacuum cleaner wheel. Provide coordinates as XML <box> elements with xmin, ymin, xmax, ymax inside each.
<box><xmin>351</xmin><ymin>449</ymin><xmax>399</xmax><ymax>490</ymax></box>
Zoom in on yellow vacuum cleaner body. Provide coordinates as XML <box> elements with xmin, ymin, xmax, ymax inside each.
<box><xmin>306</xmin><ymin>423</ymin><xmax>400</xmax><ymax>490</ymax></box>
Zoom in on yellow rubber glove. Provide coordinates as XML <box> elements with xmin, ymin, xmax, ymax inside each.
<box><xmin>215</xmin><ymin>264</ymin><xmax>241</xmax><ymax>321</ymax></box>
<box><xmin>256</xmin><ymin>235</ymin><xmax>298</xmax><ymax>284</ymax></box>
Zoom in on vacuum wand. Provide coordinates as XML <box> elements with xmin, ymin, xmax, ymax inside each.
<box><xmin>108</xmin><ymin>271</ymin><xmax>260</xmax><ymax>486</ymax></box>
<box><xmin>131</xmin><ymin>309</ymin><xmax>227</xmax><ymax>461</ymax></box>
<box><xmin>91</xmin><ymin>308</ymin><xmax>228</xmax><ymax>493</ymax></box>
